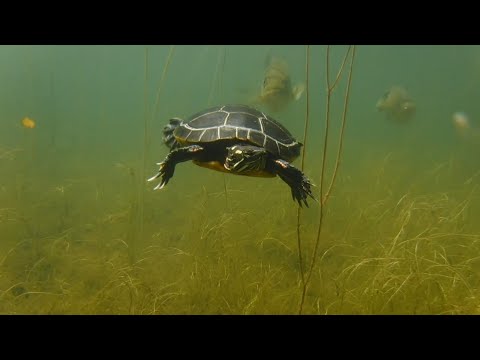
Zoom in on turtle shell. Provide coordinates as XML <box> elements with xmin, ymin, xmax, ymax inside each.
<box><xmin>173</xmin><ymin>104</ymin><xmax>302</xmax><ymax>162</ymax></box>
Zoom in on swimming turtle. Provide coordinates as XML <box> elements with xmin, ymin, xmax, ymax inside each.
<box><xmin>148</xmin><ymin>104</ymin><xmax>315</xmax><ymax>207</ymax></box>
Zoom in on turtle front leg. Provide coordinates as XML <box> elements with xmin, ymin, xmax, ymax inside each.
<box><xmin>273</xmin><ymin>159</ymin><xmax>315</xmax><ymax>207</ymax></box>
<box><xmin>148</xmin><ymin>145</ymin><xmax>204</xmax><ymax>190</ymax></box>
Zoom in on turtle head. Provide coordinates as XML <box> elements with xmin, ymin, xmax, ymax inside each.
<box><xmin>163</xmin><ymin>118</ymin><xmax>183</xmax><ymax>150</ymax></box>
<box><xmin>225</xmin><ymin>145</ymin><xmax>268</xmax><ymax>174</ymax></box>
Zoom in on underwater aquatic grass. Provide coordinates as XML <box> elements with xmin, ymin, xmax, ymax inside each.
<box><xmin>3</xmin><ymin>159</ymin><xmax>480</xmax><ymax>314</ymax></box>
<box><xmin>320</xmin><ymin>155</ymin><xmax>480</xmax><ymax>314</ymax></box>
<box><xmin>328</xmin><ymin>187</ymin><xmax>480</xmax><ymax>314</ymax></box>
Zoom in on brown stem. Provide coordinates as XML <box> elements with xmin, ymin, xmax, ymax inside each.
<box><xmin>323</xmin><ymin>46</ymin><xmax>356</xmax><ymax>205</ymax></box>
<box><xmin>329</xmin><ymin>46</ymin><xmax>352</xmax><ymax>91</ymax></box>
<box><xmin>296</xmin><ymin>45</ymin><xmax>310</xmax><ymax>292</ymax></box>
<box><xmin>299</xmin><ymin>45</ymin><xmax>356</xmax><ymax>314</ymax></box>
<box><xmin>152</xmin><ymin>46</ymin><xmax>175</xmax><ymax>120</ymax></box>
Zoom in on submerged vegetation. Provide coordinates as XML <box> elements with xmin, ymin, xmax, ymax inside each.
<box><xmin>1</xmin><ymin>45</ymin><xmax>480</xmax><ymax>314</ymax></box>
<box><xmin>2</xmin><ymin>156</ymin><xmax>479</xmax><ymax>314</ymax></box>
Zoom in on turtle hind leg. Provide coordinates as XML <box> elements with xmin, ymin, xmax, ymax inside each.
<box><xmin>273</xmin><ymin>159</ymin><xmax>315</xmax><ymax>207</ymax></box>
<box><xmin>148</xmin><ymin>145</ymin><xmax>204</xmax><ymax>190</ymax></box>
<box><xmin>163</xmin><ymin>118</ymin><xmax>183</xmax><ymax>150</ymax></box>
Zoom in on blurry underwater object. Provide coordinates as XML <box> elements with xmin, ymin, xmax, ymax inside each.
<box><xmin>452</xmin><ymin>111</ymin><xmax>470</xmax><ymax>137</ymax></box>
<box><xmin>252</xmin><ymin>54</ymin><xmax>304</xmax><ymax>113</ymax></box>
<box><xmin>21</xmin><ymin>116</ymin><xmax>36</xmax><ymax>129</ymax></box>
<box><xmin>376</xmin><ymin>86</ymin><xmax>416</xmax><ymax>122</ymax></box>
<box><xmin>452</xmin><ymin>111</ymin><xmax>480</xmax><ymax>141</ymax></box>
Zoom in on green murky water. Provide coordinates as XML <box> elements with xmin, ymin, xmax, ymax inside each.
<box><xmin>1</xmin><ymin>45</ymin><xmax>480</xmax><ymax>314</ymax></box>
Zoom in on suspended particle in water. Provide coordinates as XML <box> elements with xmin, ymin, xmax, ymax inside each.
<box><xmin>21</xmin><ymin>116</ymin><xmax>36</xmax><ymax>129</ymax></box>
<box><xmin>452</xmin><ymin>111</ymin><xmax>470</xmax><ymax>131</ymax></box>
<box><xmin>452</xmin><ymin>111</ymin><xmax>470</xmax><ymax>136</ymax></box>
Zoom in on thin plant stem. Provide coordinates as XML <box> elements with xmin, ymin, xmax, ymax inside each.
<box><xmin>329</xmin><ymin>46</ymin><xmax>352</xmax><ymax>91</ymax></box>
<box><xmin>296</xmin><ymin>45</ymin><xmax>310</xmax><ymax>288</ymax></box>
<box><xmin>218</xmin><ymin>47</ymin><xmax>226</xmax><ymax>96</ymax></box>
<box><xmin>299</xmin><ymin>45</ymin><xmax>356</xmax><ymax>314</ymax></box>
<box><xmin>323</xmin><ymin>46</ymin><xmax>356</xmax><ymax>204</ymax></box>
<box><xmin>152</xmin><ymin>46</ymin><xmax>175</xmax><ymax>121</ymax></box>
<box><xmin>208</xmin><ymin>47</ymin><xmax>224</xmax><ymax>106</ymax></box>
<box><xmin>136</xmin><ymin>46</ymin><xmax>149</xmax><ymax>264</ymax></box>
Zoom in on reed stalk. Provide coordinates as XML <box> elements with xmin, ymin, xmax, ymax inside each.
<box><xmin>323</xmin><ymin>46</ymin><xmax>356</xmax><ymax>205</ymax></box>
<box><xmin>298</xmin><ymin>45</ymin><xmax>356</xmax><ymax>314</ymax></box>
<box><xmin>152</xmin><ymin>46</ymin><xmax>175</xmax><ymax>121</ymax></box>
<box><xmin>296</xmin><ymin>45</ymin><xmax>311</xmax><ymax>287</ymax></box>
<box><xmin>134</xmin><ymin>46</ymin><xmax>150</xmax><ymax>264</ymax></box>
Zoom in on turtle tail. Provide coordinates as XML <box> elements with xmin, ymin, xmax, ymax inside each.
<box><xmin>163</xmin><ymin>118</ymin><xmax>183</xmax><ymax>150</ymax></box>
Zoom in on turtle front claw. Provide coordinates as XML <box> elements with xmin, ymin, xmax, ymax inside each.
<box><xmin>148</xmin><ymin>146</ymin><xmax>205</xmax><ymax>192</ymax></box>
<box><xmin>290</xmin><ymin>175</ymin><xmax>316</xmax><ymax>208</ymax></box>
<box><xmin>148</xmin><ymin>162</ymin><xmax>173</xmax><ymax>190</ymax></box>
<box><xmin>274</xmin><ymin>159</ymin><xmax>316</xmax><ymax>208</ymax></box>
